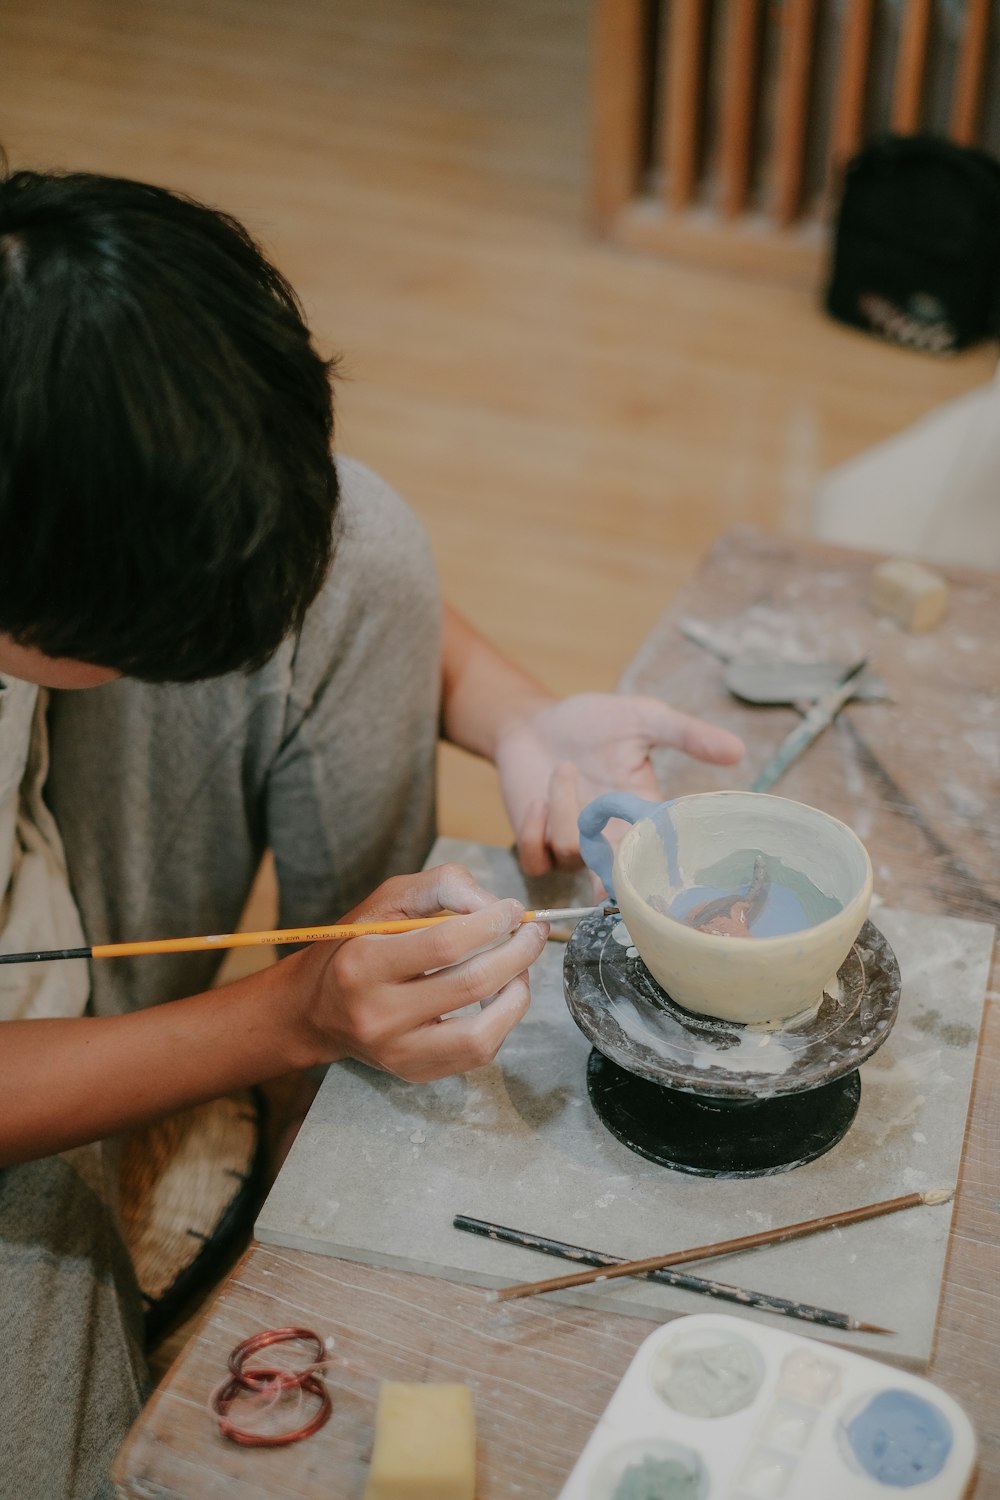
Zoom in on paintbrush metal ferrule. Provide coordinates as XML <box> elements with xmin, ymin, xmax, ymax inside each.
<box><xmin>526</xmin><ymin>905</ymin><xmax>618</xmax><ymax>922</ymax></box>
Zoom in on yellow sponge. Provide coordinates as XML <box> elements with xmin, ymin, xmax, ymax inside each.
<box><xmin>870</xmin><ymin>557</ymin><xmax>948</xmax><ymax>631</ymax></box>
<box><xmin>364</xmin><ymin>1382</ymin><xmax>476</xmax><ymax>1500</ymax></box>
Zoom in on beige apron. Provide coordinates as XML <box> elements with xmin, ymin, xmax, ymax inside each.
<box><xmin>0</xmin><ymin>677</ymin><xmax>89</xmax><ymax>1020</ymax></box>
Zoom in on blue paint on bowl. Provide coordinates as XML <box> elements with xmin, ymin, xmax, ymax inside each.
<box><xmin>667</xmin><ymin>880</ymin><xmax>814</xmax><ymax>938</ymax></box>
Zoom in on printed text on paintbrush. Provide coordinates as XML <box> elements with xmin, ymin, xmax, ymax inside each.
<box><xmin>0</xmin><ymin>906</ymin><xmax>616</xmax><ymax>964</ymax></box>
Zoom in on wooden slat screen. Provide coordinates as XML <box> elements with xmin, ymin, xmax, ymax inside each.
<box><xmin>892</xmin><ymin>0</ymin><xmax>934</xmax><ymax>133</ymax></box>
<box><xmin>593</xmin><ymin>0</ymin><xmax>999</xmax><ymax>281</ymax></box>
<box><xmin>719</xmin><ymin>0</ymin><xmax>763</xmax><ymax>217</ymax></box>
<box><xmin>951</xmin><ymin>0</ymin><xmax>992</xmax><ymax>143</ymax></box>
<box><xmin>663</xmin><ymin>0</ymin><xmax>708</xmax><ymax>207</ymax></box>
<box><xmin>830</xmin><ymin>0</ymin><xmax>875</xmax><ymax>170</ymax></box>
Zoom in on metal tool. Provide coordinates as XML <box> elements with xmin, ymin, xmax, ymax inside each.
<box><xmin>750</xmin><ymin>658</ymin><xmax>869</xmax><ymax>793</ymax></box>
<box><xmin>677</xmin><ymin>617</ymin><xmax>888</xmax><ymax>706</ymax></box>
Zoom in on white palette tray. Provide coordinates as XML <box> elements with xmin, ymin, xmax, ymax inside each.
<box><xmin>557</xmin><ymin>1313</ymin><xmax>976</xmax><ymax>1500</ymax></box>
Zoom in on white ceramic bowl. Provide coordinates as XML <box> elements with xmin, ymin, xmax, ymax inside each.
<box><xmin>582</xmin><ymin>791</ymin><xmax>873</xmax><ymax>1025</ymax></box>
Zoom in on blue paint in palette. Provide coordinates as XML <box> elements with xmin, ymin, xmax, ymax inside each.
<box><xmin>845</xmin><ymin>1389</ymin><xmax>953</xmax><ymax>1488</ymax></box>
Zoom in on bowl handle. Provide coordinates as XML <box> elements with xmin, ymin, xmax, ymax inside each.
<box><xmin>577</xmin><ymin>793</ymin><xmax>662</xmax><ymax>901</ymax></box>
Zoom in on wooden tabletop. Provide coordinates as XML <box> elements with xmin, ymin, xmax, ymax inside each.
<box><xmin>113</xmin><ymin>530</ymin><xmax>999</xmax><ymax>1500</ymax></box>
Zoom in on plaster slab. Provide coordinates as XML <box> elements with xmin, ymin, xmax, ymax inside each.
<box><xmin>256</xmin><ymin>839</ymin><xmax>994</xmax><ymax>1368</ymax></box>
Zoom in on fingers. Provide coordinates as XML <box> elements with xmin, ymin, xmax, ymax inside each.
<box><xmin>381</xmin><ymin>973</ymin><xmax>533</xmax><ymax>1082</ymax></box>
<box><xmin>634</xmin><ymin>697</ymin><xmax>744</xmax><ymax>765</ymax></box>
<box><xmin>544</xmin><ymin>762</ymin><xmax>585</xmax><ymax>869</ymax></box>
<box><xmin>412</xmin><ymin>861</ymin><xmax>505</xmax><ymax>916</ymax></box>
<box><xmin>516</xmin><ymin>765</ymin><xmax>585</xmax><ymax>876</ymax></box>
<box><xmin>329</xmin><ymin>901</ymin><xmax>546</xmax><ymax>1042</ymax></box>
<box><xmin>343</xmin><ymin>861</ymin><xmax>503</xmax><ymax>923</ymax></box>
<box><xmin>516</xmin><ymin>798</ymin><xmax>552</xmax><ymax>877</ymax></box>
<box><xmin>343</xmin><ymin>897</ymin><xmax>527</xmax><ymax>984</ymax></box>
<box><xmin>407</xmin><ymin>920</ymin><xmax>546</xmax><ymax>1021</ymax></box>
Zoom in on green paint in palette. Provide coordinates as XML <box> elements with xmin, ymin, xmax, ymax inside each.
<box><xmin>610</xmin><ymin>1454</ymin><xmax>703</xmax><ymax>1500</ymax></box>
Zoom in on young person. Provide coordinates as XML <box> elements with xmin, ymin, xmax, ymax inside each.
<box><xmin>0</xmin><ymin>162</ymin><xmax>743</xmax><ymax>1497</ymax></box>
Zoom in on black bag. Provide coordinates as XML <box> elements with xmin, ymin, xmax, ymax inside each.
<box><xmin>825</xmin><ymin>133</ymin><xmax>1000</xmax><ymax>353</ymax></box>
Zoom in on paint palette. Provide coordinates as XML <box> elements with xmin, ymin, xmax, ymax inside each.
<box><xmin>556</xmin><ymin>1314</ymin><xmax>975</xmax><ymax>1500</ymax></box>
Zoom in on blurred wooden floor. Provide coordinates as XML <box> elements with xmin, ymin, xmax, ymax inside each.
<box><xmin>2</xmin><ymin>0</ymin><xmax>995</xmax><ymax>845</ymax></box>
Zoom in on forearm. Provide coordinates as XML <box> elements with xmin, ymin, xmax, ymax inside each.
<box><xmin>440</xmin><ymin>604</ymin><xmax>555</xmax><ymax>761</ymax></box>
<box><xmin>0</xmin><ymin>953</ymin><xmax>323</xmax><ymax>1166</ymax></box>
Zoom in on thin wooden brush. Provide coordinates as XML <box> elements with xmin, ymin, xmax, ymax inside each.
<box><xmin>488</xmin><ymin>1189</ymin><xmax>954</xmax><ymax>1303</ymax></box>
<box><xmin>454</xmin><ymin>1215</ymin><xmax>893</xmax><ymax>1333</ymax></box>
<box><xmin>0</xmin><ymin>905</ymin><xmax>616</xmax><ymax>964</ymax></box>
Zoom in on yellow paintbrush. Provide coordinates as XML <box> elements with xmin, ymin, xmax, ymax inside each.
<box><xmin>0</xmin><ymin>905</ymin><xmax>616</xmax><ymax>964</ymax></box>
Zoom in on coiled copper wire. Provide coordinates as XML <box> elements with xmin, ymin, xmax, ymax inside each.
<box><xmin>228</xmin><ymin>1326</ymin><xmax>327</xmax><ymax>1390</ymax></box>
<box><xmin>210</xmin><ymin>1327</ymin><xmax>332</xmax><ymax>1447</ymax></box>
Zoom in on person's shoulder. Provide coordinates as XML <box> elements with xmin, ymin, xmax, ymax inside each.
<box><xmin>296</xmin><ymin>456</ymin><xmax>441</xmax><ymax>646</ymax></box>
<box><xmin>332</xmin><ymin>455</ymin><xmax>432</xmax><ymax>564</ymax></box>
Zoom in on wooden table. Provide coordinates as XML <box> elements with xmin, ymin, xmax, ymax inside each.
<box><xmin>113</xmin><ymin>530</ymin><xmax>1000</xmax><ymax>1499</ymax></box>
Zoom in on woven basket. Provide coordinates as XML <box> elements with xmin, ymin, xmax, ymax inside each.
<box><xmin>119</xmin><ymin>1088</ymin><xmax>266</xmax><ymax>1344</ymax></box>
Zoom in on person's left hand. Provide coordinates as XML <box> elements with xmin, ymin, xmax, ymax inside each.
<box><xmin>494</xmin><ymin>693</ymin><xmax>744</xmax><ymax>876</ymax></box>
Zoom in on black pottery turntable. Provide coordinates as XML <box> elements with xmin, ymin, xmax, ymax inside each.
<box><xmin>564</xmin><ymin>912</ymin><xmax>901</xmax><ymax>1178</ymax></box>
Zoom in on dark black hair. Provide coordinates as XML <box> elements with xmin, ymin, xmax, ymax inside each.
<box><xmin>0</xmin><ymin>162</ymin><xmax>339</xmax><ymax>681</ymax></box>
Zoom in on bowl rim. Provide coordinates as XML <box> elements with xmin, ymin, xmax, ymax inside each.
<box><xmin>616</xmin><ymin>790</ymin><xmax>874</xmax><ymax>951</ymax></box>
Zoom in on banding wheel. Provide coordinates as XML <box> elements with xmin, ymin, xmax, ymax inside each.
<box><xmin>564</xmin><ymin>913</ymin><xmax>900</xmax><ymax>1178</ymax></box>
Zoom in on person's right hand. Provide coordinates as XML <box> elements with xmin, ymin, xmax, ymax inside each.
<box><xmin>284</xmin><ymin>862</ymin><xmax>548</xmax><ymax>1082</ymax></box>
